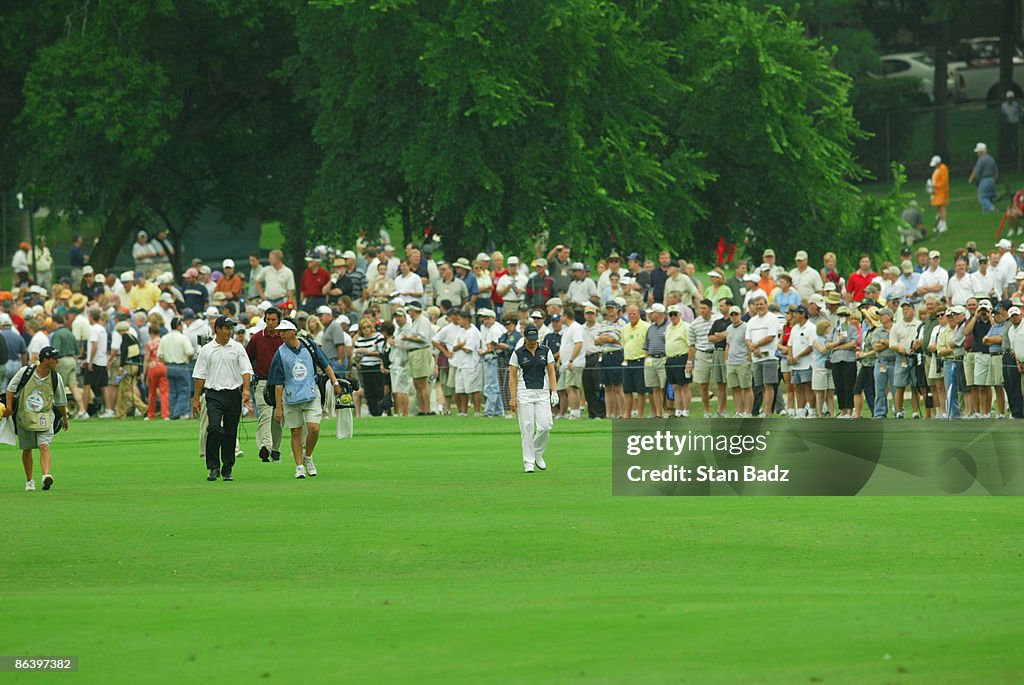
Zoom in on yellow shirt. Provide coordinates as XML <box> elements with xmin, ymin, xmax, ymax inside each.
<box><xmin>130</xmin><ymin>282</ymin><xmax>161</xmax><ymax>311</ymax></box>
<box><xmin>665</xmin><ymin>320</ymin><xmax>691</xmax><ymax>358</ymax></box>
<box><xmin>621</xmin><ymin>319</ymin><xmax>650</xmax><ymax>361</ymax></box>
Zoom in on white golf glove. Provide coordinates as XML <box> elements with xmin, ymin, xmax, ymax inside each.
<box><xmin>550</xmin><ymin>392</ymin><xmax>559</xmax><ymax>407</ymax></box>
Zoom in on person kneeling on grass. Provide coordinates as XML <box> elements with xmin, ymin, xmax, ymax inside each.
<box><xmin>269</xmin><ymin>319</ymin><xmax>343</xmax><ymax>479</ymax></box>
<box><xmin>5</xmin><ymin>346</ymin><xmax>70</xmax><ymax>491</ymax></box>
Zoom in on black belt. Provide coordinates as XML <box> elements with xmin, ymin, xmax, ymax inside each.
<box><xmin>207</xmin><ymin>386</ymin><xmax>241</xmax><ymax>392</ymax></box>
<box><xmin>696</xmin><ymin>348</ymin><xmax>714</xmax><ymax>354</ymax></box>
<box><xmin>647</xmin><ymin>353</ymin><xmax>666</xmax><ymax>358</ymax></box>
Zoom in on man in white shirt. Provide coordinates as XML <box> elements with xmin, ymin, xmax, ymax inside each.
<box><xmin>158</xmin><ymin>316</ymin><xmax>196</xmax><ymax>419</ymax></box>
<box><xmin>478</xmin><ymin>308</ymin><xmax>505</xmax><ymax>417</ymax></box>
<box><xmin>995</xmin><ymin>239</ymin><xmax>1018</xmax><ymax>295</ymax></box>
<box><xmin>450</xmin><ymin>312</ymin><xmax>483</xmax><ymax>416</ymax></box>
<box><xmin>393</xmin><ymin>259</ymin><xmax>424</xmax><ymax>304</ymax></box>
<box><xmin>149</xmin><ymin>292</ymin><xmax>178</xmax><ymax>328</ymax></box>
<box><xmin>557</xmin><ymin>309</ymin><xmax>585</xmax><ymax>419</ymax></box>
<box><xmin>787</xmin><ymin>305</ymin><xmax>816</xmax><ymax>417</ymax></box>
<box><xmin>916</xmin><ymin>250</ymin><xmax>949</xmax><ymax>298</ymax></box>
<box><xmin>256</xmin><ymin>249</ymin><xmax>296</xmax><ymax>305</ymax></box>
<box><xmin>566</xmin><ymin>263</ymin><xmax>599</xmax><ymax>308</ymax></box>
<box><xmin>788</xmin><ymin>250</ymin><xmax>823</xmax><ymax>300</ymax></box>
<box><xmin>744</xmin><ymin>294</ymin><xmax>781</xmax><ymax>416</ymax></box>
<box><xmin>496</xmin><ymin>257</ymin><xmax>527</xmax><ymax>310</ymax></box>
<box><xmin>945</xmin><ymin>258</ymin><xmax>974</xmax><ymax>306</ymax></box>
<box><xmin>431</xmin><ymin>310</ymin><xmax>462</xmax><ymax>414</ymax></box>
<box><xmin>82</xmin><ymin>308</ymin><xmax>113</xmax><ymax>418</ymax></box>
<box><xmin>970</xmin><ymin>254</ymin><xmax>1000</xmax><ymax>300</ymax></box>
<box><xmin>191</xmin><ymin>316</ymin><xmax>253</xmax><ymax>481</ymax></box>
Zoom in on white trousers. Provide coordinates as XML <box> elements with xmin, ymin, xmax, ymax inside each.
<box><xmin>517</xmin><ymin>391</ymin><xmax>552</xmax><ymax>468</ymax></box>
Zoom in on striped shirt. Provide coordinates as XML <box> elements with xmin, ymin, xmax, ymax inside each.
<box><xmin>596</xmin><ymin>320</ymin><xmax>623</xmax><ymax>352</ymax></box>
<box><xmin>688</xmin><ymin>315</ymin><xmax>716</xmax><ymax>352</ymax></box>
<box><xmin>644</xmin><ymin>319</ymin><xmax>668</xmax><ymax>356</ymax></box>
<box><xmin>354</xmin><ymin>332</ymin><xmax>387</xmax><ymax>367</ymax></box>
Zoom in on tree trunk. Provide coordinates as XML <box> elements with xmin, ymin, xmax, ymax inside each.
<box><xmin>400</xmin><ymin>195</ymin><xmax>412</xmax><ymax>248</ymax></box>
<box><xmin>282</xmin><ymin>217</ymin><xmax>308</xmax><ymax>302</ymax></box>
<box><xmin>90</xmin><ymin>211</ymin><xmax>141</xmax><ymax>274</ymax></box>
<box><xmin>932</xmin><ymin>17</ymin><xmax>951</xmax><ymax>163</ymax></box>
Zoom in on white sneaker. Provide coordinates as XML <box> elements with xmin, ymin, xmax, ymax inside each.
<box><xmin>76</xmin><ymin>412</ymin><xmax>90</xmax><ymax>421</ymax></box>
<box><xmin>303</xmin><ymin>455</ymin><xmax>317</xmax><ymax>477</ymax></box>
<box><xmin>681</xmin><ymin>410</ymin><xmax>690</xmax><ymax>417</ymax></box>
<box><xmin>42</xmin><ymin>474</ymin><xmax>53</xmax><ymax>490</ymax></box>
<box><xmin>295</xmin><ymin>464</ymin><xmax>306</xmax><ymax>479</ymax></box>
<box><xmin>25</xmin><ymin>479</ymin><xmax>35</xmax><ymax>491</ymax></box>
<box><xmin>674</xmin><ymin>409</ymin><xmax>685</xmax><ymax>417</ymax></box>
<box><xmin>524</xmin><ymin>464</ymin><xmax>535</xmax><ymax>473</ymax></box>
<box><xmin>535</xmin><ymin>456</ymin><xmax>547</xmax><ymax>471</ymax></box>
<box><xmin>99</xmin><ymin>410</ymin><xmax>115</xmax><ymax>419</ymax></box>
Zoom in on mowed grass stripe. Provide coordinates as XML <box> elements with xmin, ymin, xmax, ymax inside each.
<box><xmin>0</xmin><ymin>418</ymin><xmax>1021</xmax><ymax>684</ymax></box>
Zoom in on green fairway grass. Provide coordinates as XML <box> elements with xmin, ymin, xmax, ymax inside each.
<box><xmin>1</xmin><ymin>417</ymin><xmax>1021</xmax><ymax>684</ymax></box>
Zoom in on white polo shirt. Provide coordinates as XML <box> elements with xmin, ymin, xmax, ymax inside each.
<box><xmin>788</xmin><ymin>321</ymin><xmax>816</xmax><ymax>371</ymax></box>
<box><xmin>744</xmin><ymin>313</ymin><xmax>780</xmax><ymax>363</ymax></box>
<box><xmin>192</xmin><ymin>338</ymin><xmax>253</xmax><ymax>390</ymax></box>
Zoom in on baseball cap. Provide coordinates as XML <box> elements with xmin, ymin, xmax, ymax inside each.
<box><xmin>550</xmin><ymin>313</ymin><xmax>561</xmax><ymax>322</ymax></box>
<box><xmin>257</xmin><ymin>301</ymin><xmax>273</xmax><ymax>311</ymax></box>
<box><xmin>532</xmin><ymin>258</ymin><xmax>547</xmax><ymax>267</ymax></box>
<box><xmin>951</xmin><ymin>305</ymin><xmax>967</xmax><ymax>315</ymax></box>
<box><xmin>626</xmin><ymin>252</ymin><xmax>640</xmax><ymax>261</ymax></box>
<box><xmin>205</xmin><ymin>306</ymin><xmax>220</xmax><ymax>317</ymax></box>
<box><xmin>316</xmin><ymin>305</ymin><xmax>333</xmax><ymax>315</ymax></box>
<box><xmin>900</xmin><ymin>300</ymin><xmax>915</xmax><ymax>308</ymax></box>
<box><xmin>159</xmin><ymin>293</ymin><xmax>175</xmax><ymax>303</ymax></box>
<box><xmin>507</xmin><ymin>256</ymin><xmax>520</xmax><ymax>266</ymax></box>
<box><xmin>744</xmin><ymin>273</ymin><xmax>760</xmax><ymax>282</ymax></box>
<box><xmin>530</xmin><ymin>311</ymin><xmax>545</xmax><ymax>319</ymax></box>
<box><xmin>975</xmin><ymin>142</ymin><xmax>987</xmax><ymax>153</ymax></box>
<box><xmin>570</xmin><ymin>262</ymin><xmax>585</xmax><ymax>271</ymax></box>
<box><xmin>978</xmin><ymin>299</ymin><xmax>993</xmax><ymax>310</ymax></box>
<box><xmin>837</xmin><ymin>307</ymin><xmax>851</xmax><ymax>316</ymax></box>
<box><xmin>583</xmin><ymin>305</ymin><xmax>597</xmax><ymax>313</ymax></box>
<box><xmin>901</xmin><ymin>260</ymin><xmax>913</xmax><ymax>273</ymax></box>
<box><xmin>223</xmin><ymin>259</ymin><xmax>235</xmax><ymax>269</ymax></box>
<box><xmin>997</xmin><ymin>238</ymin><xmax>1012</xmax><ymax>250</ymax></box>
<box><xmin>478</xmin><ymin>308</ymin><xmax>496</xmax><ymax>318</ymax></box>
<box><xmin>38</xmin><ymin>346</ymin><xmax>61</xmax><ymax>361</ymax></box>
<box><xmin>650</xmin><ymin>303</ymin><xmax>666</xmax><ymax>313</ymax></box>
<box><xmin>762</xmin><ymin>249</ymin><xmax>776</xmax><ymax>258</ymax></box>
<box><xmin>82</xmin><ymin>265</ymin><xmax>94</xmax><ymax>276</ymax></box>
<box><xmin>546</xmin><ymin>297</ymin><xmax>563</xmax><ymax>307</ymax></box>
<box><xmin>476</xmin><ymin>252</ymin><xmax>491</xmax><ymax>262</ymax></box>
<box><xmin>877</xmin><ymin>307</ymin><xmax>894</xmax><ymax>317</ymax></box>
<box><xmin>199</xmin><ymin>265</ymin><xmax>212</xmax><ymax>274</ymax></box>
<box><xmin>728</xmin><ymin>305</ymin><xmax>742</xmax><ymax>315</ymax></box>
<box><xmin>759</xmin><ymin>263</ymin><xmax>772</xmax><ymax>271</ymax></box>
<box><xmin>1009</xmin><ymin>306</ymin><xmax>1022</xmax><ymax>316</ymax></box>
<box><xmin>392</xmin><ymin>307</ymin><xmax>407</xmax><ymax>317</ymax></box>
<box><xmin>120</xmin><ymin>271</ymin><xmax>135</xmax><ymax>282</ymax></box>
<box><xmin>406</xmin><ymin>301</ymin><xmax>423</xmax><ymax>312</ymax></box>
<box><xmin>383</xmin><ymin>245</ymin><xmax>395</xmax><ymax>253</ymax></box>
<box><xmin>183</xmin><ymin>267</ymin><xmax>199</xmax><ymax>279</ymax></box>
<box><xmin>182</xmin><ymin>308</ymin><xmax>196</xmax><ymax>320</ymax></box>
<box><xmin>342</xmin><ymin>250</ymin><xmax>357</xmax><ymax>260</ymax></box>
<box><xmin>275</xmin><ymin>319</ymin><xmax>297</xmax><ymax>332</ymax></box>
<box><xmin>930</xmin><ymin>155</ymin><xmax>941</xmax><ymax>167</ymax></box>
<box><xmin>792</xmin><ymin>305</ymin><xmax>808</xmax><ymax>315</ymax></box>
<box><xmin>823</xmin><ymin>282</ymin><xmax>837</xmax><ymax>292</ymax></box>
<box><xmin>524</xmin><ymin>325</ymin><xmax>539</xmax><ymax>340</ymax></box>
<box><xmin>928</xmin><ymin>250</ymin><xmax>941</xmax><ymax>259</ymax></box>
<box><xmin>707</xmin><ymin>269</ymin><xmax>724</xmax><ymax>279</ymax></box>
<box><xmin>794</xmin><ymin>250</ymin><xmax>808</xmax><ymax>261</ymax></box>
<box><xmin>613</xmin><ymin>297</ymin><xmax>626</xmax><ymax>307</ymax></box>
<box><xmin>214</xmin><ymin>316</ymin><xmax>237</xmax><ymax>330</ymax></box>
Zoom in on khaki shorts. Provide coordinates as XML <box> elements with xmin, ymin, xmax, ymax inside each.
<box><xmin>964</xmin><ymin>352</ymin><xmax>975</xmax><ymax>386</ymax></box>
<box><xmin>726</xmin><ymin>362</ymin><xmax>752</xmax><ymax>389</ymax></box>
<box><xmin>711</xmin><ymin>349</ymin><xmax>727</xmax><ymax>384</ymax></box>
<box><xmin>927</xmin><ymin>356</ymin><xmax>943</xmax><ymax>381</ymax></box>
<box><xmin>693</xmin><ymin>350</ymin><xmax>715</xmax><ymax>385</ymax></box>
<box><xmin>974</xmin><ymin>354</ymin><xmax>1003</xmax><ymax>387</ymax></box>
<box><xmin>642</xmin><ymin>356</ymin><xmax>667</xmax><ymax>389</ymax></box>
<box><xmin>811</xmin><ymin>367</ymin><xmax>835</xmax><ymax>391</ymax></box>
<box><xmin>406</xmin><ymin>347</ymin><xmax>433</xmax><ymax>380</ymax></box>
<box><xmin>56</xmin><ymin>357</ymin><xmax>78</xmax><ymax>388</ymax></box>
<box><xmin>558</xmin><ymin>365</ymin><xmax>584</xmax><ymax>390</ymax></box>
<box><xmin>283</xmin><ymin>396</ymin><xmax>323</xmax><ymax>429</ymax></box>
<box><xmin>438</xmin><ymin>368</ymin><xmax>454</xmax><ymax>398</ymax></box>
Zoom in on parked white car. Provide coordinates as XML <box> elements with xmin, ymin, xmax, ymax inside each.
<box><xmin>871</xmin><ymin>52</ymin><xmax>962</xmax><ymax>103</ymax></box>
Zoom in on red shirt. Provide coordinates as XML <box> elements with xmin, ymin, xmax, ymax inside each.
<box><xmin>491</xmin><ymin>269</ymin><xmax>508</xmax><ymax>305</ymax></box>
<box><xmin>245</xmin><ymin>329</ymin><xmax>284</xmax><ymax>378</ymax></box>
<box><xmin>846</xmin><ymin>270</ymin><xmax>878</xmax><ymax>302</ymax></box>
<box><xmin>300</xmin><ymin>267</ymin><xmax>331</xmax><ymax>298</ymax></box>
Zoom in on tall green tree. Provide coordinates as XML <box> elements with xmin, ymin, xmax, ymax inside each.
<box><xmin>16</xmin><ymin>0</ymin><xmax>311</xmax><ymax>273</ymax></box>
<box><xmin>670</xmin><ymin>3</ymin><xmax>868</xmax><ymax>263</ymax></box>
<box><xmin>297</xmin><ymin>0</ymin><xmax>707</xmax><ymax>259</ymax></box>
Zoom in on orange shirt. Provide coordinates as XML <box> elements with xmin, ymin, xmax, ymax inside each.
<box><xmin>215</xmin><ymin>274</ymin><xmax>244</xmax><ymax>300</ymax></box>
<box><xmin>931</xmin><ymin>164</ymin><xmax>949</xmax><ymax>207</ymax></box>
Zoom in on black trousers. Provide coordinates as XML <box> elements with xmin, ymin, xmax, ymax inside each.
<box><xmin>853</xmin><ymin>365</ymin><xmax>875</xmax><ymax>410</ymax></box>
<box><xmin>361</xmin><ymin>365</ymin><xmax>386</xmax><ymax>416</ymax></box>
<box><xmin>831</xmin><ymin>360</ymin><xmax>857</xmax><ymax>410</ymax></box>
<box><xmin>1004</xmin><ymin>359</ymin><xmax>1024</xmax><ymax>418</ymax></box>
<box><xmin>205</xmin><ymin>388</ymin><xmax>242</xmax><ymax>473</ymax></box>
<box><xmin>583</xmin><ymin>353</ymin><xmax>605</xmax><ymax>418</ymax></box>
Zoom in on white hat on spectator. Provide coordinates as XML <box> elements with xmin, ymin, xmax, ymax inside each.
<box><xmin>276</xmin><ymin>320</ymin><xmax>297</xmax><ymax>332</ymax></box>
<box><xmin>257</xmin><ymin>301</ymin><xmax>273</xmax><ymax>311</ymax></box>
<box><xmin>316</xmin><ymin>305</ymin><xmax>332</xmax><ymax>315</ymax></box>
<box><xmin>223</xmin><ymin>259</ymin><xmax>235</xmax><ymax>269</ymax></box>
<box><xmin>205</xmin><ymin>306</ymin><xmax>220</xmax><ymax>318</ymax></box>
<box><xmin>507</xmin><ymin>256</ymin><xmax>520</xmax><ymax>266</ymax></box>
<box><xmin>930</xmin><ymin>155</ymin><xmax>941</xmax><ymax>167</ymax></box>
